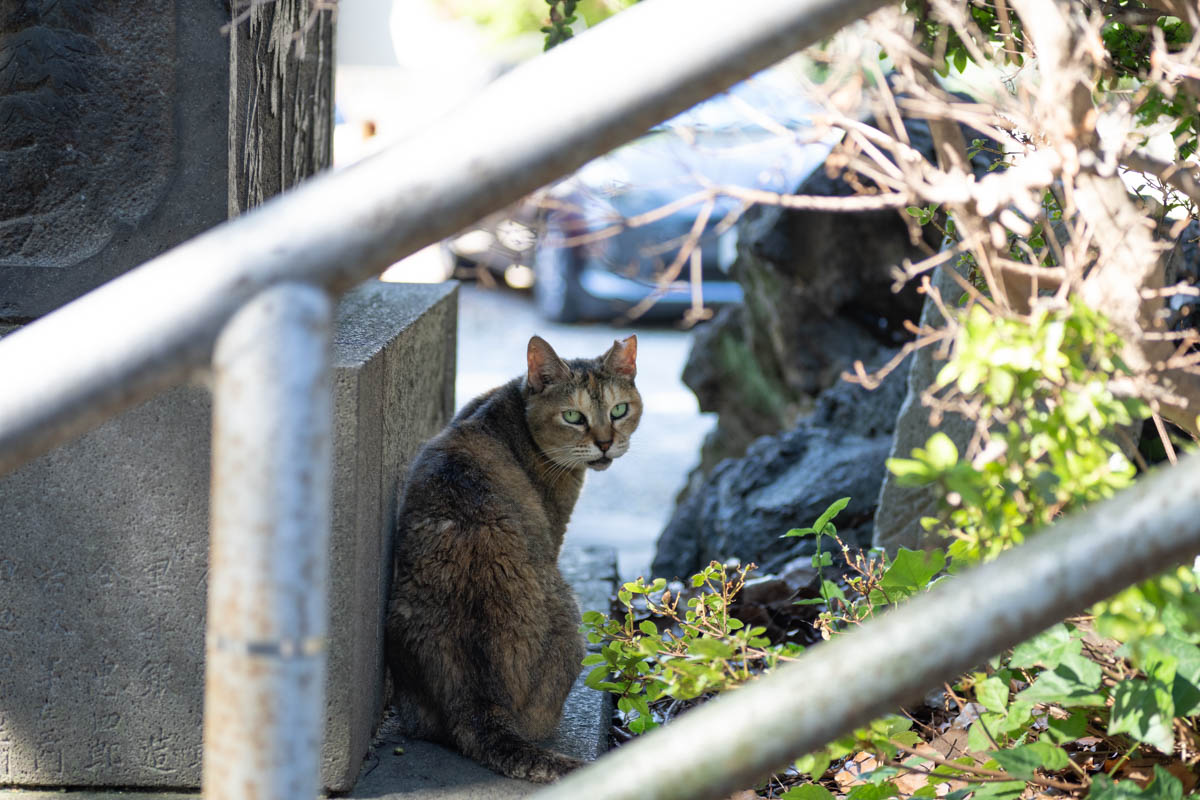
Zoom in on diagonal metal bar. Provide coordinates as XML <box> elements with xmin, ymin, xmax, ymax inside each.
<box><xmin>0</xmin><ymin>0</ymin><xmax>888</xmax><ymax>478</ymax></box>
<box><xmin>532</xmin><ymin>455</ymin><xmax>1200</xmax><ymax>800</ymax></box>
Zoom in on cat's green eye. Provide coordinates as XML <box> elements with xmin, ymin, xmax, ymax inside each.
<box><xmin>610</xmin><ymin>403</ymin><xmax>629</xmax><ymax>420</ymax></box>
<box><xmin>562</xmin><ymin>409</ymin><xmax>585</xmax><ymax>425</ymax></box>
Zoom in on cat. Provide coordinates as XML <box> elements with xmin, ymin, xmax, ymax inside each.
<box><xmin>385</xmin><ymin>333</ymin><xmax>641</xmax><ymax>783</ymax></box>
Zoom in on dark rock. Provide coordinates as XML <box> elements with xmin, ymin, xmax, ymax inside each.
<box><xmin>661</xmin><ymin>106</ymin><xmax>1000</xmax><ymax>577</ymax></box>
<box><xmin>653</xmin><ymin>358</ymin><xmax>908</xmax><ymax>580</ymax></box>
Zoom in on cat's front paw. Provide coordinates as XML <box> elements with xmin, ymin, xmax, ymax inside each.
<box><xmin>513</xmin><ymin>750</ymin><xmax>584</xmax><ymax>783</ymax></box>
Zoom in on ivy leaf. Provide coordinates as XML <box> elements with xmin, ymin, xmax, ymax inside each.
<box><xmin>876</xmin><ymin>548</ymin><xmax>946</xmax><ymax>602</ymax></box>
<box><xmin>1016</xmin><ymin>653</ymin><xmax>1106</xmax><ymax>706</ymax></box>
<box><xmin>976</xmin><ymin>676</ymin><xmax>1010</xmax><ymax>713</ymax></box>
<box><xmin>1141</xmin><ymin>635</ymin><xmax>1200</xmax><ymax>716</ymax></box>
<box><xmin>1108</xmin><ymin>677</ymin><xmax>1176</xmax><ymax>754</ymax></box>
<box><xmin>989</xmin><ymin>742</ymin><xmax>1069</xmax><ymax>779</ymax></box>
<box><xmin>1045</xmin><ymin>710</ymin><xmax>1089</xmax><ymax>744</ymax></box>
<box><xmin>1009</xmin><ymin>624</ymin><xmax>1081</xmax><ymax>669</ymax></box>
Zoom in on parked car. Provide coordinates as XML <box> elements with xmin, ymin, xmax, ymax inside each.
<box><xmin>531</xmin><ymin>69</ymin><xmax>836</xmax><ymax>323</ymax></box>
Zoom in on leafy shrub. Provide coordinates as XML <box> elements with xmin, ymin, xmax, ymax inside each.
<box><xmin>581</xmin><ymin>300</ymin><xmax>1200</xmax><ymax>799</ymax></box>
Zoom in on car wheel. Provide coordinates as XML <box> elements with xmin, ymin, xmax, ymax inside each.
<box><xmin>533</xmin><ymin>245</ymin><xmax>583</xmax><ymax>323</ymax></box>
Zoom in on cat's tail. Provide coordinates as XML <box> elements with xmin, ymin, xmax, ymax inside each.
<box><xmin>451</xmin><ymin>705</ymin><xmax>583</xmax><ymax>784</ymax></box>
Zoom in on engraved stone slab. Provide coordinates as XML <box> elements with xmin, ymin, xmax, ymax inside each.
<box><xmin>0</xmin><ymin>281</ymin><xmax>457</xmax><ymax>790</ymax></box>
<box><xmin>0</xmin><ymin>0</ymin><xmax>227</xmax><ymax>322</ymax></box>
<box><xmin>0</xmin><ymin>0</ymin><xmax>334</xmax><ymax>324</ymax></box>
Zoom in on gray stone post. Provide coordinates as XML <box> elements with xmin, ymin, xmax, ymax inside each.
<box><xmin>0</xmin><ymin>3</ymin><xmax>447</xmax><ymax>793</ymax></box>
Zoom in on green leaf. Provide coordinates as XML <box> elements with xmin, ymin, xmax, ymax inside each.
<box><xmin>924</xmin><ymin>432</ymin><xmax>959</xmax><ymax>470</ymax></box>
<box><xmin>953</xmin><ymin>46</ymin><xmax>968</xmax><ymax>74</ymax></box>
<box><xmin>794</xmin><ymin>751</ymin><xmax>831</xmax><ymax>779</ymax></box>
<box><xmin>879</xmin><ymin>548</ymin><xmax>946</xmax><ymax>599</ymax></box>
<box><xmin>968</xmin><ymin>780</ymin><xmax>1026</xmax><ymax>800</ymax></box>
<box><xmin>846</xmin><ymin>783</ymin><xmax>899</xmax><ymax>800</ymax></box>
<box><xmin>812</xmin><ymin>497</ymin><xmax>851</xmax><ymax>533</ymax></box>
<box><xmin>584</xmin><ymin>664</ymin><xmax>611</xmax><ymax>690</ymax></box>
<box><xmin>975</xmin><ymin>676</ymin><xmax>1009</xmax><ymax>713</ymax></box>
<box><xmin>581</xmin><ymin>653</ymin><xmax>605</xmax><ymax>666</ymax></box>
<box><xmin>1108</xmin><ymin>677</ymin><xmax>1176</xmax><ymax>754</ymax></box>
<box><xmin>781</xmin><ymin>784</ymin><xmax>835</xmax><ymax>800</ymax></box>
<box><xmin>967</xmin><ymin>712</ymin><xmax>1006</xmax><ymax>752</ymax></box>
<box><xmin>1016</xmin><ymin>653</ymin><xmax>1106</xmax><ymax>706</ymax></box>
<box><xmin>1045</xmin><ymin>710</ymin><xmax>1088</xmax><ymax>744</ymax></box>
<box><xmin>638</xmin><ymin>620</ymin><xmax>658</xmax><ymax>637</ymax></box>
<box><xmin>1009</xmin><ymin>624</ymin><xmax>1081</xmax><ymax>669</ymax></box>
<box><xmin>784</xmin><ymin>527</ymin><xmax>818</xmax><ymax>538</ymax></box>
<box><xmin>687</xmin><ymin>637</ymin><xmax>734</xmax><ymax>660</ymax></box>
<box><xmin>989</xmin><ymin>742</ymin><xmax>1069</xmax><ymax>779</ymax></box>
<box><xmin>1088</xmin><ymin>766</ymin><xmax>1183</xmax><ymax>800</ymax></box>
<box><xmin>1142</xmin><ymin>635</ymin><xmax>1200</xmax><ymax>716</ymax></box>
<box><xmin>886</xmin><ymin>457</ymin><xmax>933</xmax><ymax>484</ymax></box>
<box><xmin>986</xmin><ymin>368</ymin><xmax>1016</xmax><ymax>405</ymax></box>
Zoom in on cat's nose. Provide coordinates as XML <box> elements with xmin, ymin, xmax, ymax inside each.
<box><xmin>596</xmin><ymin>439</ymin><xmax>612</xmax><ymax>453</ymax></box>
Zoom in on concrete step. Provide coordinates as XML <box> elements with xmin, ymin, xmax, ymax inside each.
<box><xmin>0</xmin><ymin>544</ymin><xmax>617</xmax><ymax>800</ymax></box>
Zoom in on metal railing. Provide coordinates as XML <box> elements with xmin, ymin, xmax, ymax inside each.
<box><xmin>3</xmin><ymin>0</ymin><xmax>1199</xmax><ymax>797</ymax></box>
<box><xmin>0</xmin><ymin>0</ymin><xmax>888</xmax><ymax>797</ymax></box>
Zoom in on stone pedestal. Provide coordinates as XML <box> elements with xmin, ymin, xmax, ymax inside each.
<box><xmin>0</xmin><ymin>281</ymin><xmax>457</xmax><ymax>791</ymax></box>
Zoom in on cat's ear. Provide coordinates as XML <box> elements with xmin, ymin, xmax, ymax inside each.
<box><xmin>527</xmin><ymin>336</ymin><xmax>571</xmax><ymax>393</ymax></box>
<box><xmin>602</xmin><ymin>334</ymin><xmax>637</xmax><ymax>379</ymax></box>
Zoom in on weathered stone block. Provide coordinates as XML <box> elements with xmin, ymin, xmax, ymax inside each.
<box><xmin>0</xmin><ymin>281</ymin><xmax>456</xmax><ymax>790</ymax></box>
<box><xmin>0</xmin><ymin>1</ymin><xmax>226</xmax><ymax>321</ymax></box>
<box><xmin>0</xmin><ymin>1</ymin><xmax>333</xmax><ymax>323</ymax></box>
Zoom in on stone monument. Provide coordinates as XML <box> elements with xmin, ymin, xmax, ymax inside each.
<box><xmin>0</xmin><ymin>2</ymin><xmax>454</xmax><ymax>792</ymax></box>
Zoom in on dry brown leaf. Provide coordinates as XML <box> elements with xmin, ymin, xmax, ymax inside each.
<box><xmin>724</xmin><ymin>791</ymin><xmax>759</xmax><ymax>800</ymax></box>
<box><xmin>928</xmin><ymin>728</ymin><xmax>973</xmax><ymax>761</ymax></box>
<box><xmin>834</xmin><ymin>751</ymin><xmax>878</xmax><ymax>788</ymax></box>
<box><xmin>933</xmin><ymin>778</ymin><xmax>969</xmax><ymax>797</ymax></box>
<box><xmin>892</xmin><ymin>768</ymin><xmax>930</xmax><ymax>794</ymax></box>
<box><xmin>1163</xmin><ymin>762</ymin><xmax>1199</xmax><ymax>793</ymax></box>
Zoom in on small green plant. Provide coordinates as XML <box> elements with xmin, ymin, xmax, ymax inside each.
<box><xmin>580</xmin><ymin>561</ymin><xmax>802</xmax><ymax>734</ymax></box>
<box><xmin>887</xmin><ymin>298</ymin><xmax>1147</xmax><ymax>562</ymax></box>
<box><xmin>584</xmin><ymin>300</ymin><xmax>1199</xmax><ymax>798</ymax></box>
<box><xmin>783</xmin><ymin>497</ymin><xmax>947</xmax><ymax>638</ymax></box>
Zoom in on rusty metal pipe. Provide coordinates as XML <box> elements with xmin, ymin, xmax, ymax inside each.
<box><xmin>205</xmin><ymin>283</ymin><xmax>333</xmax><ymax>800</ymax></box>
<box><xmin>532</xmin><ymin>454</ymin><xmax>1200</xmax><ymax>800</ymax></box>
<box><xmin>0</xmin><ymin>0</ymin><xmax>889</xmax><ymax>477</ymax></box>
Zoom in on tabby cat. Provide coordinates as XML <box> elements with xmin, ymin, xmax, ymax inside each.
<box><xmin>385</xmin><ymin>334</ymin><xmax>641</xmax><ymax>782</ymax></box>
